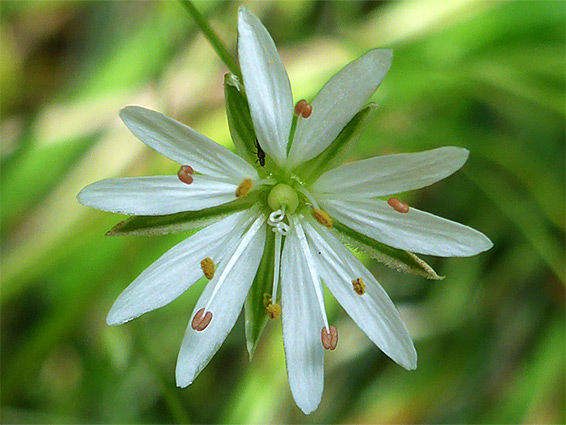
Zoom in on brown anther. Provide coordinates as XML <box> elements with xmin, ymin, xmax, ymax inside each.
<box><xmin>294</xmin><ymin>99</ymin><xmax>313</xmax><ymax>118</ymax></box>
<box><xmin>235</xmin><ymin>178</ymin><xmax>253</xmax><ymax>198</ymax></box>
<box><xmin>352</xmin><ymin>277</ymin><xmax>366</xmax><ymax>295</ymax></box>
<box><xmin>177</xmin><ymin>165</ymin><xmax>194</xmax><ymax>185</ymax></box>
<box><xmin>301</xmin><ymin>103</ymin><xmax>313</xmax><ymax>118</ymax></box>
<box><xmin>321</xmin><ymin>325</ymin><xmax>338</xmax><ymax>350</ymax></box>
<box><xmin>387</xmin><ymin>197</ymin><xmax>409</xmax><ymax>213</ymax></box>
<box><xmin>191</xmin><ymin>308</ymin><xmax>213</xmax><ymax>331</ymax></box>
<box><xmin>265</xmin><ymin>303</ymin><xmax>281</xmax><ymax>320</ymax></box>
<box><xmin>294</xmin><ymin>99</ymin><xmax>307</xmax><ymax>116</ymax></box>
<box><xmin>200</xmin><ymin>257</ymin><xmax>215</xmax><ymax>280</ymax></box>
<box><xmin>313</xmin><ymin>208</ymin><xmax>333</xmax><ymax>228</ymax></box>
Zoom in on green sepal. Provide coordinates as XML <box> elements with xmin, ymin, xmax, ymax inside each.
<box><xmin>244</xmin><ymin>226</ymin><xmax>274</xmax><ymax>360</ymax></box>
<box><xmin>224</xmin><ymin>73</ymin><xmax>258</xmax><ymax>166</ymax></box>
<box><xmin>106</xmin><ymin>196</ymin><xmax>257</xmax><ymax>236</ymax></box>
<box><xmin>332</xmin><ymin>220</ymin><xmax>443</xmax><ymax>280</ymax></box>
<box><xmin>224</xmin><ymin>73</ymin><xmax>286</xmax><ymax>178</ymax></box>
<box><xmin>294</xmin><ymin>103</ymin><xmax>376</xmax><ymax>184</ymax></box>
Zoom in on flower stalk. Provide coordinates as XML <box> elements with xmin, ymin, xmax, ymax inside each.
<box><xmin>178</xmin><ymin>0</ymin><xmax>241</xmax><ymax>80</ymax></box>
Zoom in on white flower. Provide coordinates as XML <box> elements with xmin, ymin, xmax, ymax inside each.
<box><xmin>77</xmin><ymin>7</ymin><xmax>492</xmax><ymax>415</ymax></box>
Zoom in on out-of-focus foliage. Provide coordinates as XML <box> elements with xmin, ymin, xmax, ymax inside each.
<box><xmin>1</xmin><ymin>1</ymin><xmax>564</xmax><ymax>423</ymax></box>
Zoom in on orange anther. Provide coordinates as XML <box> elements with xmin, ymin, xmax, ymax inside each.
<box><xmin>178</xmin><ymin>165</ymin><xmax>195</xmax><ymax>185</ymax></box>
<box><xmin>191</xmin><ymin>308</ymin><xmax>213</xmax><ymax>331</ymax></box>
<box><xmin>321</xmin><ymin>325</ymin><xmax>338</xmax><ymax>350</ymax></box>
<box><xmin>387</xmin><ymin>197</ymin><xmax>409</xmax><ymax>213</ymax></box>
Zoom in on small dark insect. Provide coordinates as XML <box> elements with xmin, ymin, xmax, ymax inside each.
<box><xmin>255</xmin><ymin>138</ymin><xmax>266</xmax><ymax>167</ymax></box>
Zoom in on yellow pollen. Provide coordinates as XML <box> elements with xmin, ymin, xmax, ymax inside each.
<box><xmin>352</xmin><ymin>277</ymin><xmax>366</xmax><ymax>295</ymax></box>
<box><xmin>235</xmin><ymin>178</ymin><xmax>253</xmax><ymax>197</ymax></box>
<box><xmin>200</xmin><ymin>257</ymin><xmax>215</xmax><ymax>279</ymax></box>
<box><xmin>263</xmin><ymin>293</ymin><xmax>281</xmax><ymax>319</ymax></box>
<box><xmin>265</xmin><ymin>303</ymin><xmax>281</xmax><ymax>320</ymax></box>
<box><xmin>313</xmin><ymin>208</ymin><xmax>333</xmax><ymax>228</ymax></box>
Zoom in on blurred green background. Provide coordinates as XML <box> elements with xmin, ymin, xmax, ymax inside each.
<box><xmin>1</xmin><ymin>1</ymin><xmax>564</xmax><ymax>423</ymax></box>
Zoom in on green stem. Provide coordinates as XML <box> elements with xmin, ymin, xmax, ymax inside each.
<box><xmin>178</xmin><ymin>0</ymin><xmax>241</xmax><ymax>79</ymax></box>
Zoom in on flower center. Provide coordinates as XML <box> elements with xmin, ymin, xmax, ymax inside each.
<box><xmin>267</xmin><ymin>184</ymin><xmax>299</xmax><ymax>214</ymax></box>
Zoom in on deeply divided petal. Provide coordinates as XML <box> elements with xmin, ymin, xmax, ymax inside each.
<box><xmin>106</xmin><ymin>211</ymin><xmax>255</xmax><ymax>325</ymax></box>
<box><xmin>281</xmin><ymin>219</ymin><xmax>325</xmax><ymax>415</ymax></box>
<box><xmin>120</xmin><ymin>106</ymin><xmax>258</xmax><ymax>181</ymax></box>
<box><xmin>287</xmin><ymin>49</ymin><xmax>392</xmax><ymax>168</ymax></box>
<box><xmin>175</xmin><ymin>214</ymin><xmax>266</xmax><ymax>387</ymax></box>
<box><xmin>304</xmin><ymin>219</ymin><xmax>417</xmax><ymax>370</ymax></box>
<box><xmin>312</xmin><ymin>147</ymin><xmax>469</xmax><ymax>198</ymax></box>
<box><xmin>238</xmin><ymin>7</ymin><xmax>293</xmax><ymax>167</ymax></box>
<box><xmin>321</xmin><ymin>198</ymin><xmax>493</xmax><ymax>257</ymax></box>
<box><xmin>77</xmin><ymin>175</ymin><xmax>240</xmax><ymax>215</ymax></box>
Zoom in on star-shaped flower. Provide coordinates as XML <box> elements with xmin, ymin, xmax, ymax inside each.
<box><xmin>77</xmin><ymin>7</ymin><xmax>492</xmax><ymax>414</ymax></box>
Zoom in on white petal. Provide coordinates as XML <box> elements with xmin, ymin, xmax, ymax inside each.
<box><xmin>107</xmin><ymin>211</ymin><xmax>254</xmax><ymax>325</ymax></box>
<box><xmin>304</xmin><ymin>220</ymin><xmax>417</xmax><ymax>370</ymax></box>
<box><xmin>281</xmin><ymin>219</ymin><xmax>325</xmax><ymax>414</ymax></box>
<box><xmin>77</xmin><ymin>175</ymin><xmax>239</xmax><ymax>215</ymax></box>
<box><xmin>238</xmin><ymin>7</ymin><xmax>293</xmax><ymax>167</ymax></box>
<box><xmin>312</xmin><ymin>147</ymin><xmax>469</xmax><ymax>198</ymax></box>
<box><xmin>287</xmin><ymin>49</ymin><xmax>392</xmax><ymax>168</ymax></box>
<box><xmin>321</xmin><ymin>198</ymin><xmax>493</xmax><ymax>257</ymax></box>
<box><xmin>120</xmin><ymin>106</ymin><xmax>258</xmax><ymax>181</ymax></box>
<box><xmin>175</xmin><ymin>215</ymin><xmax>266</xmax><ymax>387</ymax></box>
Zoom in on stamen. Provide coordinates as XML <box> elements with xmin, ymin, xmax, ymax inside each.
<box><xmin>321</xmin><ymin>325</ymin><xmax>338</xmax><ymax>350</ymax></box>
<box><xmin>351</xmin><ymin>277</ymin><xmax>366</xmax><ymax>295</ymax></box>
<box><xmin>294</xmin><ymin>99</ymin><xmax>306</xmax><ymax>115</ymax></box>
<box><xmin>191</xmin><ymin>308</ymin><xmax>213</xmax><ymax>331</ymax></box>
<box><xmin>388</xmin><ymin>197</ymin><xmax>409</xmax><ymax>213</ymax></box>
<box><xmin>294</xmin><ymin>99</ymin><xmax>313</xmax><ymax>118</ymax></box>
<box><xmin>235</xmin><ymin>178</ymin><xmax>253</xmax><ymax>197</ymax></box>
<box><xmin>292</xmin><ymin>216</ymin><xmax>330</xmax><ymax>332</ymax></box>
<box><xmin>263</xmin><ymin>293</ymin><xmax>281</xmax><ymax>319</ymax></box>
<box><xmin>200</xmin><ymin>257</ymin><xmax>215</xmax><ymax>280</ymax></box>
<box><xmin>203</xmin><ymin>215</ymin><xmax>266</xmax><ymax>314</ymax></box>
<box><xmin>254</xmin><ymin>178</ymin><xmax>277</xmax><ymax>187</ymax></box>
<box><xmin>263</xmin><ymin>293</ymin><xmax>273</xmax><ymax>308</ymax></box>
<box><xmin>177</xmin><ymin>165</ymin><xmax>194</xmax><ymax>185</ymax></box>
<box><xmin>296</xmin><ymin>186</ymin><xmax>320</xmax><ymax>210</ymax></box>
<box><xmin>267</xmin><ymin>207</ymin><xmax>287</xmax><ymax>315</ymax></box>
<box><xmin>313</xmin><ymin>208</ymin><xmax>333</xmax><ymax>228</ymax></box>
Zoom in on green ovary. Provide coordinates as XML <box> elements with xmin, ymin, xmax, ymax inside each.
<box><xmin>267</xmin><ymin>184</ymin><xmax>299</xmax><ymax>213</ymax></box>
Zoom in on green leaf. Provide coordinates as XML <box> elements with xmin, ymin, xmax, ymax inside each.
<box><xmin>293</xmin><ymin>103</ymin><xmax>376</xmax><ymax>184</ymax></box>
<box><xmin>107</xmin><ymin>196</ymin><xmax>257</xmax><ymax>236</ymax></box>
<box><xmin>224</xmin><ymin>73</ymin><xmax>258</xmax><ymax>166</ymax></box>
<box><xmin>332</xmin><ymin>220</ymin><xmax>443</xmax><ymax>280</ymax></box>
<box><xmin>244</xmin><ymin>226</ymin><xmax>274</xmax><ymax>360</ymax></box>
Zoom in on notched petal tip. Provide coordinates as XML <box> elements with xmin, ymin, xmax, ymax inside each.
<box><xmin>238</xmin><ymin>5</ymin><xmax>257</xmax><ymax>28</ymax></box>
<box><xmin>295</xmin><ymin>397</ymin><xmax>322</xmax><ymax>415</ymax></box>
<box><xmin>175</xmin><ymin>372</ymin><xmax>193</xmax><ymax>388</ymax></box>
